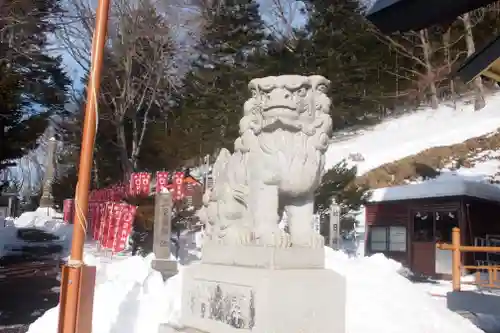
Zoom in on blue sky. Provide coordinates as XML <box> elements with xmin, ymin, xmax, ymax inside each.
<box><xmin>51</xmin><ymin>0</ymin><xmax>312</xmax><ymax>89</ymax></box>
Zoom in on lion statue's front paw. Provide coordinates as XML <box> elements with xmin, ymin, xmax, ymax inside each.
<box><xmin>237</xmin><ymin>227</ymin><xmax>254</xmax><ymax>245</ymax></box>
<box><xmin>254</xmin><ymin>227</ymin><xmax>291</xmax><ymax>248</ymax></box>
<box><xmin>221</xmin><ymin>226</ymin><xmax>254</xmax><ymax>246</ymax></box>
<box><xmin>291</xmin><ymin>231</ymin><xmax>324</xmax><ymax>248</ymax></box>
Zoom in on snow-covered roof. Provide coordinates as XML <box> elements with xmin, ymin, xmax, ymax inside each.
<box><xmin>369</xmin><ymin>179</ymin><xmax>500</xmax><ymax>203</ymax></box>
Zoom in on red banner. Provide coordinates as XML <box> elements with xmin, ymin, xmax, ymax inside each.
<box><xmin>103</xmin><ymin>203</ymin><xmax>124</xmax><ymax>249</ymax></box>
<box><xmin>156</xmin><ymin>171</ymin><xmax>169</xmax><ymax>193</ymax></box>
<box><xmin>173</xmin><ymin>172</ymin><xmax>185</xmax><ymax>201</ymax></box>
<box><xmin>129</xmin><ymin>172</ymin><xmax>151</xmax><ymax>197</ymax></box>
<box><xmin>87</xmin><ymin>202</ymin><xmax>96</xmax><ymax>235</ymax></box>
<box><xmin>112</xmin><ymin>204</ymin><xmax>137</xmax><ymax>253</ymax></box>
<box><xmin>129</xmin><ymin>173</ymin><xmax>140</xmax><ymax>197</ymax></box>
<box><xmin>114</xmin><ymin>183</ymin><xmax>127</xmax><ymax>200</ymax></box>
<box><xmin>140</xmin><ymin>173</ymin><xmax>151</xmax><ymax>196</ymax></box>
<box><xmin>92</xmin><ymin>202</ymin><xmax>101</xmax><ymax>236</ymax></box>
<box><xmin>98</xmin><ymin>202</ymin><xmax>114</xmax><ymax>246</ymax></box>
<box><xmin>63</xmin><ymin>199</ymin><xmax>74</xmax><ymax>224</ymax></box>
<box><xmin>92</xmin><ymin>202</ymin><xmax>105</xmax><ymax>240</ymax></box>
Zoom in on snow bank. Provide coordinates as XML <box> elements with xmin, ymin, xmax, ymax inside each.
<box><xmin>28</xmin><ymin>253</ymin><xmax>181</xmax><ymax>333</ymax></box>
<box><xmin>28</xmin><ymin>247</ymin><xmax>485</xmax><ymax>333</ymax></box>
<box><xmin>15</xmin><ymin>208</ymin><xmax>69</xmax><ymax>238</ymax></box>
<box><xmin>324</xmin><ymin>248</ymin><xmax>482</xmax><ymax>333</ymax></box>
<box><xmin>0</xmin><ymin>209</ymin><xmax>73</xmax><ymax>258</ymax></box>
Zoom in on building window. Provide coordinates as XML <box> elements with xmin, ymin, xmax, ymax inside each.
<box><xmin>413</xmin><ymin>211</ymin><xmax>434</xmax><ymax>242</ymax></box>
<box><xmin>370</xmin><ymin>227</ymin><xmax>388</xmax><ymax>251</ymax></box>
<box><xmin>435</xmin><ymin>211</ymin><xmax>458</xmax><ymax>243</ymax></box>
<box><xmin>369</xmin><ymin>226</ymin><xmax>407</xmax><ymax>252</ymax></box>
<box><xmin>389</xmin><ymin>226</ymin><xmax>407</xmax><ymax>252</ymax></box>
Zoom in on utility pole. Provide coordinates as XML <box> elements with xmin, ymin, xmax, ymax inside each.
<box><xmin>57</xmin><ymin>0</ymin><xmax>111</xmax><ymax>332</ymax></box>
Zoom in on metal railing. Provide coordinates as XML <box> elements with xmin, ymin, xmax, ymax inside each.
<box><xmin>436</xmin><ymin>227</ymin><xmax>500</xmax><ymax>291</ymax></box>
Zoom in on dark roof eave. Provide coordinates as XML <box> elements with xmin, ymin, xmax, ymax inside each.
<box><xmin>456</xmin><ymin>35</ymin><xmax>500</xmax><ymax>83</ymax></box>
<box><xmin>366</xmin><ymin>0</ymin><xmax>498</xmax><ymax>34</ymax></box>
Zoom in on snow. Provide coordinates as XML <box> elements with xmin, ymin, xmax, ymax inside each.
<box><xmin>369</xmin><ymin>178</ymin><xmax>500</xmax><ymax>203</ymax></box>
<box><xmin>14</xmin><ymin>208</ymin><xmax>70</xmax><ymax>237</ymax></box>
<box><xmin>325</xmin><ymin>95</ymin><xmax>500</xmax><ymax>175</ymax></box>
<box><xmin>21</xmin><ymin>97</ymin><xmax>500</xmax><ymax>333</ymax></box>
<box><xmin>368</xmin><ymin>146</ymin><xmax>500</xmax><ymax>203</ymax></box>
<box><xmin>27</xmin><ymin>247</ymin><xmax>487</xmax><ymax>333</ymax></box>
<box><xmin>323</xmin><ymin>249</ymin><xmax>483</xmax><ymax>333</ymax></box>
<box><xmin>0</xmin><ymin>208</ymin><xmax>73</xmax><ymax>258</ymax></box>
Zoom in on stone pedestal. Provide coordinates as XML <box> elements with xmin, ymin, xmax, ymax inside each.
<box><xmin>152</xmin><ymin>259</ymin><xmax>178</xmax><ymax>279</ymax></box>
<box><xmin>174</xmin><ymin>261</ymin><xmax>345</xmax><ymax>333</ymax></box>
<box><xmin>201</xmin><ymin>243</ymin><xmax>324</xmax><ymax>269</ymax></box>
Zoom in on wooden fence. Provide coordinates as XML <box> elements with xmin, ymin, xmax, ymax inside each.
<box><xmin>437</xmin><ymin>227</ymin><xmax>500</xmax><ymax>291</ymax></box>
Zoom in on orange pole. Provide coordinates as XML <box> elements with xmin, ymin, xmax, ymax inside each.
<box><xmin>452</xmin><ymin>227</ymin><xmax>461</xmax><ymax>292</ymax></box>
<box><xmin>58</xmin><ymin>0</ymin><xmax>111</xmax><ymax>332</ymax></box>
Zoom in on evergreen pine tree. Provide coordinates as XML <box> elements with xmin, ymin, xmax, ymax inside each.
<box><xmin>176</xmin><ymin>0</ymin><xmax>268</xmax><ymax>157</ymax></box>
<box><xmin>299</xmin><ymin>0</ymin><xmax>404</xmax><ymax>128</ymax></box>
<box><xmin>0</xmin><ymin>0</ymin><xmax>69</xmax><ymax>188</ymax></box>
<box><xmin>315</xmin><ymin>160</ymin><xmax>371</xmax><ymax>232</ymax></box>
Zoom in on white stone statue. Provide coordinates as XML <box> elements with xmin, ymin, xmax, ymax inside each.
<box><xmin>170</xmin><ymin>75</ymin><xmax>346</xmax><ymax>333</ymax></box>
<box><xmin>200</xmin><ymin>75</ymin><xmax>333</xmax><ymax>248</ymax></box>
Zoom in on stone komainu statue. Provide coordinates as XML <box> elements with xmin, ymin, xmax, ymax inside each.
<box><xmin>199</xmin><ymin>75</ymin><xmax>333</xmax><ymax>248</ymax></box>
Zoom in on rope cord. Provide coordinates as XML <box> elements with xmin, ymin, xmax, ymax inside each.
<box><xmin>69</xmin><ymin>50</ymin><xmax>100</xmax><ymax>265</ymax></box>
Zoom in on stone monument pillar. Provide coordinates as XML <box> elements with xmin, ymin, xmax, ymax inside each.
<box><xmin>329</xmin><ymin>200</ymin><xmax>341</xmax><ymax>250</ymax></box>
<box><xmin>151</xmin><ymin>191</ymin><xmax>178</xmax><ymax>279</ymax></box>
<box><xmin>39</xmin><ymin>135</ymin><xmax>57</xmax><ymax>208</ymax></box>
<box><xmin>161</xmin><ymin>75</ymin><xmax>346</xmax><ymax>333</ymax></box>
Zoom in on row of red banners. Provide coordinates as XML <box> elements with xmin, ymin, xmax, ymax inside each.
<box><xmin>131</xmin><ymin>171</ymin><xmax>189</xmax><ymax>199</ymax></box>
<box><xmin>62</xmin><ymin>171</ymin><xmax>199</xmax><ymax>252</ymax></box>
<box><xmin>91</xmin><ymin>202</ymin><xmax>137</xmax><ymax>253</ymax></box>
<box><xmin>63</xmin><ymin>199</ymin><xmax>137</xmax><ymax>253</ymax></box>
<box><xmin>88</xmin><ymin>171</ymin><xmax>191</xmax><ymax>202</ymax></box>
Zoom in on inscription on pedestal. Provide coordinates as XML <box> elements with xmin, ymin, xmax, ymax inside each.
<box><xmin>188</xmin><ymin>279</ymin><xmax>255</xmax><ymax>330</ymax></box>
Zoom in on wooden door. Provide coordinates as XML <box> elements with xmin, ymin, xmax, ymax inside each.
<box><xmin>411</xmin><ymin>211</ymin><xmax>436</xmax><ymax>276</ymax></box>
<box><xmin>412</xmin><ymin>242</ymin><xmax>436</xmax><ymax>276</ymax></box>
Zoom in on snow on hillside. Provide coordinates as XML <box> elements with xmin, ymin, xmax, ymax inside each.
<box><xmin>370</xmin><ymin>150</ymin><xmax>500</xmax><ymax>203</ymax></box>
<box><xmin>325</xmin><ymin>94</ymin><xmax>500</xmax><ymax>175</ymax></box>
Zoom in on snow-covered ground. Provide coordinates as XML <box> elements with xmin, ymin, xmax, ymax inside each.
<box><xmin>26</xmin><ymin>247</ymin><xmax>488</xmax><ymax>333</ymax></box>
<box><xmin>12</xmin><ymin>96</ymin><xmax>500</xmax><ymax>333</ymax></box>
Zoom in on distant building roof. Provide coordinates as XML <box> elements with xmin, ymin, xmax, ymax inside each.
<box><xmin>368</xmin><ymin>179</ymin><xmax>500</xmax><ymax>203</ymax></box>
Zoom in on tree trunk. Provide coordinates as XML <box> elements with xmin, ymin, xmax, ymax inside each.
<box><xmin>116</xmin><ymin>121</ymin><xmax>133</xmax><ymax>181</ymax></box>
<box><xmin>419</xmin><ymin>29</ymin><xmax>439</xmax><ymax>109</ymax></box>
<box><xmin>93</xmin><ymin>157</ymin><xmax>100</xmax><ymax>188</ymax></box>
<box><xmin>442</xmin><ymin>28</ymin><xmax>456</xmax><ymax>108</ymax></box>
<box><xmin>462</xmin><ymin>13</ymin><xmax>486</xmax><ymax>111</ymax></box>
<box><xmin>131</xmin><ymin>117</ymin><xmax>139</xmax><ymax>170</ymax></box>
